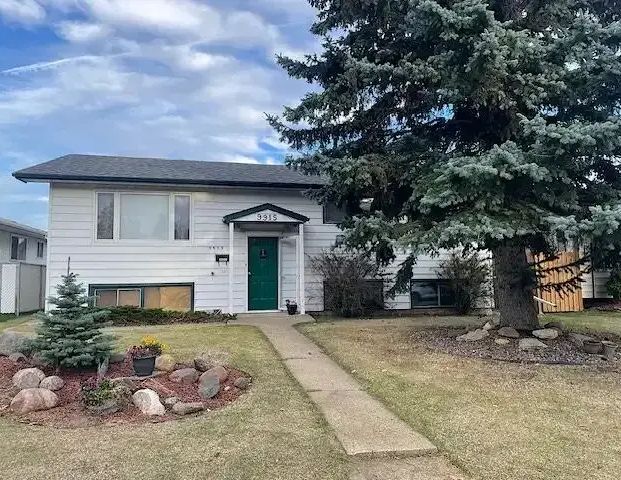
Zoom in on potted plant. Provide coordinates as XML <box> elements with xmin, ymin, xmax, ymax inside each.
<box><xmin>583</xmin><ymin>339</ymin><xmax>603</xmax><ymax>355</ymax></box>
<box><xmin>128</xmin><ymin>335</ymin><xmax>167</xmax><ymax>376</ymax></box>
<box><xmin>602</xmin><ymin>341</ymin><xmax>618</xmax><ymax>360</ymax></box>
<box><xmin>285</xmin><ymin>299</ymin><xmax>298</xmax><ymax>315</ymax></box>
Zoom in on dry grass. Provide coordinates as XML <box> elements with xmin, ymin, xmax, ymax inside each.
<box><xmin>0</xmin><ymin>323</ymin><xmax>348</xmax><ymax>480</ymax></box>
<box><xmin>300</xmin><ymin>319</ymin><xmax>621</xmax><ymax>480</ymax></box>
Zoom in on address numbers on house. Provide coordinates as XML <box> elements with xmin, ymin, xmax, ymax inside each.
<box><xmin>256</xmin><ymin>213</ymin><xmax>278</xmax><ymax>222</ymax></box>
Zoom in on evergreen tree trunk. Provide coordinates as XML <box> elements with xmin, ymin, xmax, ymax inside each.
<box><xmin>493</xmin><ymin>241</ymin><xmax>539</xmax><ymax>330</ymax></box>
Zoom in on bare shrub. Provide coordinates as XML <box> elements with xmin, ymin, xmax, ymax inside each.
<box><xmin>311</xmin><ymin>250</ymin><xmax>384</xmax><ymax>317</ymax></box>
<box><xmin>439</xmin><ymin>250</ymin><xmax>491</xmax><ymax>314</ymax></box>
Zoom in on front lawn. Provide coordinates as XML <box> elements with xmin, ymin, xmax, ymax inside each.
<box><xmin>0</xmin><ymin>323</ymin><xmax>348</xmax><ymax>480</ymax></box>
<box><xmin>300</xmin><ymin>317</ymin><xmax>621</xmax><ymax>480</ymax></box>
<box><xmin>544</xmin><ymin>310</ymin><xmax>621</xmax><ymax>336</ymax></box>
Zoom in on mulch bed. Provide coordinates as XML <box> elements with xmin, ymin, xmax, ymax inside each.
<box><xmin>0</xmin><ymin>357</ymin><xmax>249</xmax><ymax>428</ymax></box>
<box><xmin>409</xmin><ymin>327</ymin><xmax>621</xmax><ymax>368</ymax></box>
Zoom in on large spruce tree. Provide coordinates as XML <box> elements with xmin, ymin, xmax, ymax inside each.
<box><xmin>271</xmin><ymin>0</ymin><xmax>621</xmax><ymax>329</ymax></box>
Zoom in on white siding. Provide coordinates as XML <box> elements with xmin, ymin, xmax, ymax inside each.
<box><xmin>581</xmin><ymin>270</ymin><xmax>611</xmax><ymax>299</ymax></box>
<box><xmin>47</xmin><ymin>183</ymin><xmax>452</xmax><ymax>312</ymax></box>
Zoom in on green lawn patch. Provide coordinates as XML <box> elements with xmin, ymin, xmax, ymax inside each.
<box><xmin>543</xmin><ymin>310</ymin><xmax>621</xmax><ymax>336</ymax></box>
<box><xmin>300</xmin><ymin>318</ymin><xmax>621</xmax><ymax>480</ymax></box>
<box><xmin>0</xmin><ymin>323</ymin><xmax>348</xmax><ymax>480</ymax></box>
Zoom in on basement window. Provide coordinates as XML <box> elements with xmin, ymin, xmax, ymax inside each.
<box><xmin>411</xmin><ymin>280</ymin><xmax>456</xmax><ymax>308</ymax></box>
<box><xmin>92</xmin><ymin>284</ymin><xmax>193</xmax><ymax>311</ymax></box>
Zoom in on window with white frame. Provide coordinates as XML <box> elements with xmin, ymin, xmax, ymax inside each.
<box><xmin>10</xmin><ymin>236</ymin><xmax>27</xmax><ymax>260</ymax></box>
<box><xmin>36</xmin><ymin>241</ymin><xmax>45</xmax><ymax>258</ymax></box>
<box><xmin>96</xmin><ymin>192</ymin><xmax>191</xmax><ymax>241</ymax></box>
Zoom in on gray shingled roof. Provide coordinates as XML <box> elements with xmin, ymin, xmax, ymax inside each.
<box><xmin>13</xmin><ymin>154</ymin><xmax>326</xmax><ymax>188</ymax></box>
<box><xmin>0</xmin><ymin>217</ymin><xmax>46</xmax><ymax>239</ymax></box>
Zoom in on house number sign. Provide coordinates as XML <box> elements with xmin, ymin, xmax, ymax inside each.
<box><xmin>256</xmin><ymin>213</ymin><xmax>278</xmax><ymax>222</ymax></box>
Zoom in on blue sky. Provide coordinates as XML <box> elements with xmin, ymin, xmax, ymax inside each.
<box><xmin>0</xmin><ymin>0</ymin><xmax>319</xmax><ymax>229</ymax></box>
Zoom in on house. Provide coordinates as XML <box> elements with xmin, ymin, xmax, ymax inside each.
<box><xmin>0</xmin><ymin>217</ymin><xmax>46</xmax><ymax>266</ymax></box>
<box><xmin>0</xmin><ymin>218</ymin><xmax>47</xmax><ymax>314</ymax></box>
<box><xmin>13</xmin><ymin>154</ymin><xmax>465</xmax><ymax>314</ymax></box>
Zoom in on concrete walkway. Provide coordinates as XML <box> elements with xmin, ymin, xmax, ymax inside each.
<box><xmin>236</xmin><ymin>313</ymin><xmax>437</xmax><ymax>458</ymax></box>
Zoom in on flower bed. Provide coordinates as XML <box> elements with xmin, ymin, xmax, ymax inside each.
<box><xmin>0</xmin><ymin>355</ymin><xmax>250</xmax><ymax>428</ymax></box>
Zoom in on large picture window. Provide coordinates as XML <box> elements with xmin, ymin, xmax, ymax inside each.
<box><xmin>92</xmin><ymin>284</ymin><xmax>193</xmax><ymax>311</ymax></box>
<box><xmin>120</xmin><ymin>194</ymin><xmax>169</xmax><ymax>240</ymax></box>
<box><xmin>96</xmin><ymin>192</ymin><xmax>191</xmax><ymax>241</ymax></box>
<box><xmin>411</xmin><ymin>280</ymin><xmax>456</xmax><ymax>308</ymax></box>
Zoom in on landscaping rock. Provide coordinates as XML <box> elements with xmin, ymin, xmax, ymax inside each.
<box><xmin>12</xmin><ymin>367</ymin><xmax>46</xmax><ymax>390</ymax></box>
<box><xmin>482</xmin><ymin>321</ymin><xmax>495</xmax><ymax>331</ymax></box>
<box><xmin>132</xmin><ymin>389</ymin><xmax>165</xmax><ymax>416</ymax></box>
<box><xmin>0</xmin><ymin>331</ymin><xmax>28</xmax><ymax>356</ymax></box>
<box><xmin>169</xmin><ymin>368</ymin><xmax>200</xmax><ymax>384</ymax></box>
<box><xmin>109</xmin><ymin>352</ymin><xmax>126</xmax><ymax>364</ymax></box>
<box><xmin>194</xmin><ymin>350</ymin><xmax>231</xmax><ymax>372</ymax></box>
<box><xmin>456</xmin><ymin>329</ymin><xmax>489</xmax><ymax>342</ymax></box>
<box><xmin>498</xmin><ymin>327</ymin><xmax>520</xmax><ymax>339</ymax></box>
<box><xmin>172</xmin><ymin>402</ymin><xmax>204</xmax><ymax>415</ymax></box>
<box><xmin>164</xmin><ymin>396</ymin><xmax>179</xmax><ymax>407</ymax></box>
<box><xmin>234</xmin><ymin>377</ymin><xmax>251</xmax><ymax>389</ymax></box>
<box><xmin>568</xmin><ymin>332</ymin><xmax>594</xmax><ymax>347</ymax></box>
<box><xmin>198</xmin><ymin>375</ymin><xmax>220</xmax><ymax>399</ymax></box>
<box><xmin>494</xmin><ymin>338</ymin><xmax>511</xmax><ymax>346</ymax></box>
<box><xmin>199</xmin><ymin>365</ymin><xmax>228</xmax><ymax>384</ymax></box>
<box><xmin>10</xmin><ymin>388</ymin><xmax>58</xmax><ymax>414</ymax></box>
<box><xmin>40</xmin><ymin>376</ymin><xmax>64</xmax><ymax>391</ymax></box>
<box><xmin>30</xmin><ymin>352</ymin><xmax>50</xmax><ymax>368</ymax></box>
<box><xmin>544</xmin><ymin>321</ymin><xmax>564</xmax><ymax>331</ymax></box>
<box><xmin>155</xmin><ymin>354</ymin><xmax>176</xmax><ymax>372</ymax></box>
<box><xmin>110</xmin><ymin>377</ymin><xmax>139</xmax><ymax>392</ymax></box>
<box><xmin>519</xmin><ymin>338</ymin><xmax>548</xmax><ymax>351</ymax></box>
<box><xmin>8</xmin><ymin>352</ymin><xmax>27</xmax><ymax>363</ymax></box>
<box><xmin>532</xmin><ymin>328</ymin><xmax>559</xmax><ymax>340</ymax></box>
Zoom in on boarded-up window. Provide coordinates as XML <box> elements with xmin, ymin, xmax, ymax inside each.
<box><xmin>93</xmin><ymin>284</ymin><xmax>192</xmax><ymax>311</ymax></box>
<box><xmin>118</xmin><ymin>289</ymin><xmax>141</xmax><ymax>307</ymax></box>
<box><xmin>144</xmin><ymin>286</ymin><xmax>191</xmax><ymax>311</ymax></box>
<box><xmin>95</xmin><ymin>290</ymin><xmax>117</xmax><ymax>307</ymax></box>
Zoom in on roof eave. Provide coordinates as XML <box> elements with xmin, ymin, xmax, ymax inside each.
<box><xmin>12</xmin><ymin>172</ymin><xmax>325</xmax><ymax>189</ymax></box>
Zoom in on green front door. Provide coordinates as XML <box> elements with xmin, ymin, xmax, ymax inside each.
<box><xmin>248</xmin><ymin>237</ymin><xmax>278</xmax><ymax>311</ymax></box>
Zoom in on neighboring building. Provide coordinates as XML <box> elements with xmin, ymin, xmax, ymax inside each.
<box><xmin>14</xmin><ymin>154</ymin><xmax>457</xmax><ymax>314</ymax></box>
<box><xmin>0</xmin><ymin>217</ymin><xmax>47</xmax><ymax>266</ymax></box>
<box><xmin>0</xmin><ymin>218</ymin><xmax>47</xmax><ymax>314</ymax></box>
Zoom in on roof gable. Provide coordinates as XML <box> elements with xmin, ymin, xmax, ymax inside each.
<box><xmin>223</xmin><ymin>204</ymin><xmax>310</xmax><ymax>224</ymax></box>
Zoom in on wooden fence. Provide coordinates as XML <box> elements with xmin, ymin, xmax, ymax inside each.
<box><xmin>532</xmin><ymin>251</ymin><xmax>584</xmax><ymax>313</ymax></box>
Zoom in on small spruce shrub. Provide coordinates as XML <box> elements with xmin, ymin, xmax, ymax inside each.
<box><xmin>31</xmin><ymin>273</ymin><xmax>115</xmax><ymax>369</ymax></box>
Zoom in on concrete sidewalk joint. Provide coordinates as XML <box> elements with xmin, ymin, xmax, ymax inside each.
<box><xmin>235</xmin><ymin>313</ymin><xmax>437</xmax><ymax>458</ymax></box>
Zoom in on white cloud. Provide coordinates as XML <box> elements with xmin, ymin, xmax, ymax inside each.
<box><xmin>0</xmin><ymin>0</ymin><xmax>319</xmax><ymax>227</ymax></box>
<box><xmin>85</xmin><ymin>0</ymin><xmax>219</xmax><ymax>36</ymax></box>
<box><xmin>56</xmin><ymin>21</ymin><xmax>110</xmax><ymax>42</ymax></box>
<box><xmin>0</xmin><ymin>0</ymin><xmax>45</xmax><ymax>24</ymax></box>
